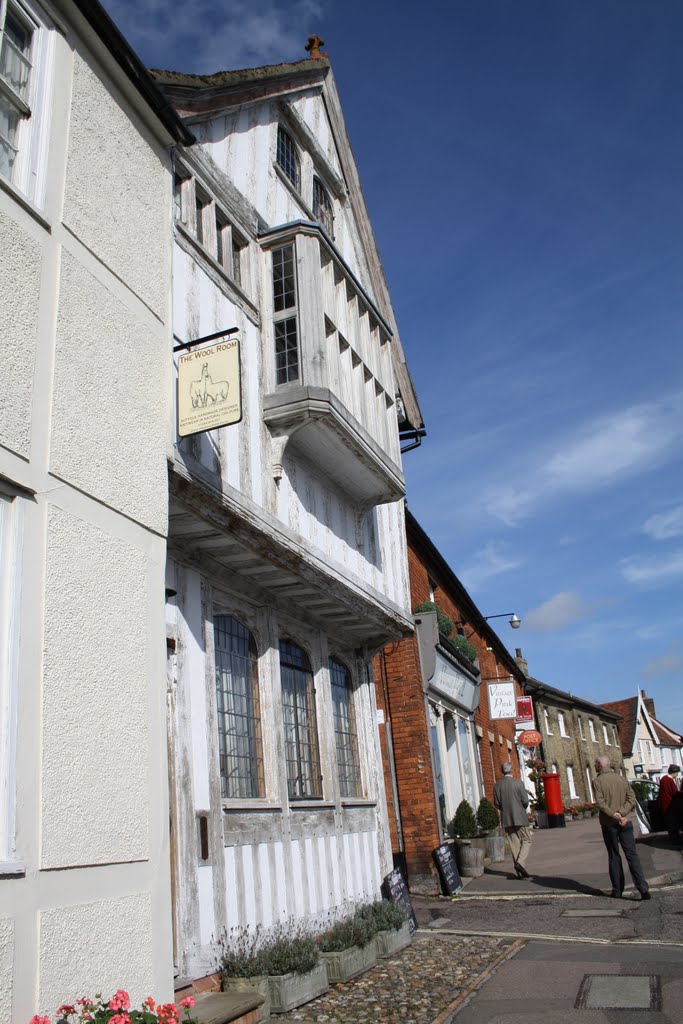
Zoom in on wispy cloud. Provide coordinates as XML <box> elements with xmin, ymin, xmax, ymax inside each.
<box><xmin>104</xmin><ymin>0</ymin><xmax>327</xmax><ymax>73</ymax></box>
<box><xmin>459</xmin><ymin>541</ymin><xmax>523</xmax><ymax>591</ymax></box>
<box><xmin>482</xmin><ymin>392</ymin><xmax>683</xmax><ymax>525</ymax></box>
<box><xmin>525</xmin><ymin>590</ymin><xmax>595</xmax><ymax>632</ymax></box>
<box><xmin>642</xmin><ymin>505</ymin><xmax>683</xmax><ymax>541</ymax></box>
<box><xmin>620</xmin><ymin>549</ymin><xmax>683</xmax><ymax>585</ymax></box>
<box><xmin>643</xmin><ymin>643</ymin><xmax>683</xmax><ymax>679</ymax></box>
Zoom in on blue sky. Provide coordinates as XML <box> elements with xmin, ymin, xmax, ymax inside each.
<box><xmin>105</xmin><ymin>0</ymin><xmax>683</xmax><ymax>732</ymax></box>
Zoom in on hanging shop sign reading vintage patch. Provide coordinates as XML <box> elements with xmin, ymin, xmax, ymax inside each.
<box><xmin>177</xmin><ymin>338</ymin><xmax>242</xmax><ymax>437</ymax></box>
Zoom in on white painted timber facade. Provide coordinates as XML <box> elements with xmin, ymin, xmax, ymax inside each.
<box><xmin>154</xmin><ymin>59</ymin><xmax>423</xmax><ymax>979</ymax></box>
<box><xmin>0</xmin><ymin>3</ymin><xmax>189</xmax><ymax>1019</ymax></box>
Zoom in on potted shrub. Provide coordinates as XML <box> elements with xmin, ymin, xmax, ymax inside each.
<box><xmin>359</xmin><ymin>899</ymin><xmax>411</xmax><ymax>958</ymax></box>
<box><xmin>33</xmin><ymin>990</ymin><xmax>198</xmax><ymax>1024</ymax></box>
<box><xmin>318</xmin><ymin>909</ymin><xmax>378</xmax><ymax>983</ymax></box>
<box><xmin>563</xmin><ymin>805</ymin><xmax>574</xmax><ymax>823</ymax></box>
<box><xmin>221</xmin><ymin>927</ymin><xmax>328</xmax><ymax>1017</ymax></box>
<box><xmin>476</xmin><ymin>797</ymin><xmax>505</xmax><ymax>862</ymax></box>
<box><xmin>448</xmin><ymin>800</ymin><xmax>484</xmax><ymax>876</ymax></box>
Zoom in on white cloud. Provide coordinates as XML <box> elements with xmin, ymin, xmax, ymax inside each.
<box><xmin>459</xmin><ymin>541</ymin><xmax>523</xmax><ymax>591</ymax></box>
<box><xmin>643</xmin><ymin>643</ymin><xmax>683</xmax><ymax>679</ymax></box>
<box><xmin>104</xmin><ymin>0</ymin><xmax>327</xmax><ymax>73</ymax></box>
<box><xmin>482</xmin><ymin>392</ymin><xmax>683</xmax><ymax>525</ymax></box>
<box><xmin>525</xmin><ymin>590</ymin><xmax>593</xmax><ymax>632</ymax></box>
<box><xmin>642</xmin><ymin>505</ymin><xmax>683</xmax><ymax>541</ymax></box>
<box><xmin>620</xmin><ymin>549</ymin><xmax>683</xmax><ymax>585</ymax></box>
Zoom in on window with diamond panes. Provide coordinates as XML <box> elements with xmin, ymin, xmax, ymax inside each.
<box><xmin>313</xmin><ymin>177</ymin><xmax>334</xmax><ymax>236</ymax></box>
<box><xmin>272</xmin><ymin>245</ymin><xmax>299</xmax><ymax>383</ymax></box>
<box><xmin>276</xmin><ymin>125</ymin><xmax>299</xmax><ymax>189</ymax></box>
<box><xmin>330</xmin><ymin>657</ymin><xmax>362</xmax><ymax>798</ymax></box>
<box><xmin>279</xmin><ymin>639</ymin><xmax>321</xmax><ymax>800</ymax></box>
<box><xmin>214</xmin><ymin>616</ymin><xmax>264</xmax><ymax>799</ymax></box>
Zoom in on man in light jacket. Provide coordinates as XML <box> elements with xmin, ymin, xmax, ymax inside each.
<box><xmin>593</xmin><ymin>756</ymin><xmax>650</xmax><ymax>900</ymax></box>
<box><xmin>493</xmin><ymin>761</ymin><xmax>532</xmax><ymax>878</ymax></box>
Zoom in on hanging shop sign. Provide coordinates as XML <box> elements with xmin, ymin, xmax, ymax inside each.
<box><xmin>177</xmin><ymin>338</ymin><xmax>242</xmax><ymax>437</ymax></box>
<box><xmin>515</xmin><ymin>695</ymin><xmax>534</xmax><ymax>725</ymax></box>
<box><xmin>518</xmin><ymin>729</ymin><xmax>543</xmax><ymax>747</ymax></box>
<box><xmin>431</xmin><ymin>650</ymin><xmax>479</xmax><ymax>713</ymax></box>
<box><xmin>487</xmin><ymin>680</ymin><xmax>517</xmax><ymax>719</ymax></box>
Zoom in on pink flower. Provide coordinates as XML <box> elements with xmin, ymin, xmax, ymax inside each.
<box><xmin>108</xmin><ymin>1014</ymin><xmax>130</xmax><ymax>1024</ymax></box>
<box><xmin>57</xmin><ymin>1008</ymin><xmax>76</xmax><ymax>1018</ymax></box>
<box><xmin>179</xmin><ymin>999</ymin><xmax>195</xmax><ymax>1011</ymax></box>
<box><xmin>30</xmin><ymin>1016</ymin><xmax>51</xmax><ymax>1024</ymax></box>
<box><xmin>108</xmin><ymin>993</ymin><xmax>130</xmax><ymax>1013</ymax></box>
<box><xmin>143</xmin><ymin>999</ymin><xmax>155</xmax><ymax>1011</ymax></box>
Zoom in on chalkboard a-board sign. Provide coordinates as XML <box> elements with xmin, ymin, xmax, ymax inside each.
<box><xmin>433</xmin><ymin>843</ymin><xmax>463</xmax><ymax>896</ymax></box>
<box><xmin>381</xmin><ymin>867</ymin><xmax>418</xmax><ymax>934</ymax></box>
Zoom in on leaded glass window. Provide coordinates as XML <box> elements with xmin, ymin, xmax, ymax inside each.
<box><xmin>280</xmin><ymin>639</ymin><xmax>321</xmax><ymax>799</ymax></box>
<box><xmin>0</xmin><ymin>5</ymin><xmax>33</xmax><ymax>183</ymax></box>
<box><xmin>272</xmin><ymin>245</ymin><xmax>299</xmax><ymax>383</ymax></box>
<box><xmin>276</xmin><ymin>126</ymin><xmax>299</xmax><ymax>189</ymax></box>
<box><xmin>313</xmin><ymin>177</ymin><xmax>334</xmax><ymax>236</ymax></box>
<box><xmin>214</xmin><ymin>615</ymin><xmax>264</xmax><ymax>799</ymax></box>
<box><xmin>330</xmin><ymin>657</ymin><xmax>362</xmax><ymax>798</ymax></box>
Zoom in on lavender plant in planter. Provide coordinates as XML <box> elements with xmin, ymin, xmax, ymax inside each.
<box><xmin>318</xmin><ymin>911</ymin><xmax>378</xmax><ymax>983</ymax></box>
<box><xmin>358</xmin><ymin>899</ymin><xmax>411</xmax><ymax>958</ymax></box>
<box><xmin>221</xmin><ymin>927</ymin><xmax>328</xmax><ymax>1018</ymax></box>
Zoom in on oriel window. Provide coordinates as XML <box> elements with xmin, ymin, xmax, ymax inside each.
<box><xmin>276</xmin><ymin>125</ymin><xmax>300</xmax><ymax>189</ymax></box>
<box><xmin>272</xmin><ymin>244</ymin><xmax>299</xmax><ymax>384</ymax></box>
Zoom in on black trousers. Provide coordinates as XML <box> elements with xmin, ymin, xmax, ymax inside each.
<box><xmin>601</xmin><ymin>821</ymin><xmax>648</xmax><ymax>895</ymax></box>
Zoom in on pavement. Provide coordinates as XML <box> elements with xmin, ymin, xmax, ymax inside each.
<box><xmin>275</xmin><ymin>820</ymin><xmax>683</xmax><ymax>1023</ymax></box>
<box><xmin>414</xmin><ymin>817</ymin><xmax>683</xmax><ymax>1023</ymax></box>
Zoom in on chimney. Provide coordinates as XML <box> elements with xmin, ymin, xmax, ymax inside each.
<box><xmin>641</xmin><ymin>690</ymin><xmax>656</xmax><ymax>719</ymax></box>
<box><xmin>514</xmin><ymin>647</ymin><xmax>528</xmax><ymax>677</ymax></box>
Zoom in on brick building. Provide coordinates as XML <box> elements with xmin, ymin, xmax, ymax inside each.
<box><xmin>374</xmin><ymin>509</ymin><xmax>526</xmax><ymax>895</ymax></box>
<box><xmin>514</xmin><ymin>651</ymin><xmax>624</xmax><ymax>806</ymax></box>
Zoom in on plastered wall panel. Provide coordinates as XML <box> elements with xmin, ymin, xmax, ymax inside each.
<box><xmin>0</xmin><ymin>917</ymin><xmax>13</xmax><ymax>1024</ymax></box>
<box><xmin>51</xmin><ymin>251</ymin><xmax>168</xmax><ymax>534</ymax></box>
<box><xmin>41</xmin><ymin>505</ymin><xmax>149</xmax><ymax>867</ymax></box>
<box><xmin>39</xmin><ymin>894</ymin><xmax>154</xmax><ymax>1013</ymax></box>
<box><xmin>0</xmin><ymin>207</ymin><xmax>41</xmax><ymax>457</ymax></box>
<box><xmin>63</xmin><ymin>52</ymin><xmax>169</xmax><ymax>317</ymax></box>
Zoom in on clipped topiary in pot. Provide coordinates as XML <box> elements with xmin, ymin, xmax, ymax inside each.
<box><xmin>476</xmin><ymin>797</ymin><xmax>500</xmax><ymax>834</ymax></box>
<box><xmin>413</xmin><ymin>601</ymin><xmax>454</xmax><ymax>640</ymax></box>
<box><xmin>447</xmin><ymin>799</ymin><xmax>477</xmax><ymax>840</ymax></box>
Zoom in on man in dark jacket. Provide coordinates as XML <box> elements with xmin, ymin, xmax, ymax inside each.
<box><xmin>593</xmin><ymin>756</ymin><xmax>650</xmax><ymax>900</ymax></box>
<box><xmin>493</xmin><ymin>761</ymin><xmax>532</xmax><ymax>878</ymax></box>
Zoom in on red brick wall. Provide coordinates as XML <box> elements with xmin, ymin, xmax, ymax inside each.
<box><xmin>374</xmin><ymin>528</ymin><xmax>525</xmax><ymax>894</ymax></box>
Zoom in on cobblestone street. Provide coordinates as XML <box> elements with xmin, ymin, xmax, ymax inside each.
<box><xmin>277</xmin><ymin>935</ymin><xmax>509</xmax><ymax>1024</ymax></box>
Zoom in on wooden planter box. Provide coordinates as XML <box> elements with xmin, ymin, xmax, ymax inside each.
<box><xmin>321</xmin><ymin>941</ymin><xmax>377</xmax><ymax>983</ymax></box>
<box><xmin>268</xmin><ymin>962</ymin><xmax>329</xmax><ymax>1014</ymax></box>
<box><xmin>374</xmin><ymin>921</ymin><xmax>412</xmax><ymax>959</ymax></box>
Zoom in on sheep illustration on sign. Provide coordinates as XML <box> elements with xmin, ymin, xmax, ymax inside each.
<box><xmin>177</xmin><ymin>338</ymin><xmax>242</xmax><ymax>436</ymax></box>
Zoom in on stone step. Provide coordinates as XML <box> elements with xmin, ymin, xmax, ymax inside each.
<box><xmin>189</xmin><ymin>991</ymin><xmax>265</xmax><ymax>1024</ymax></box>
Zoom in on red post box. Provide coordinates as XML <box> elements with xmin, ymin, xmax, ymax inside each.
<box><xmin>542</xmin><ymin>773</ymin><xmax>566</xmax><ymax>829</ymax></box>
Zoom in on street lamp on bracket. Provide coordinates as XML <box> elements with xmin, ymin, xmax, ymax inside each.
<box><xmin>459</xmin><ymin>612</ymin><xmax>522</xmax><ymax>638</ymax></box>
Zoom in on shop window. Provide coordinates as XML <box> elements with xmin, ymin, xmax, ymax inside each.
<box><xmin>280</xmin><ymin>639</ymin><xmax>321</xmax><ymax>799</ymax></box>
<box><xmin>214</xmin><ymin>615</ymin><xmax>264</xmax><ymax>799</ymax></box>
<box><xmin>329</xmin><ymin>657</ymin><xmax>361</xmax><ymax>798</ymax></box>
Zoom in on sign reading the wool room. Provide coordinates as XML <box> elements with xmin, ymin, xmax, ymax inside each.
<box><xmin>177</xmin><ymin>338</ymin><xmax>242</xmax><ymax>436</ymax></box>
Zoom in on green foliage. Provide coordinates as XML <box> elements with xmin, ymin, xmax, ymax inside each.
<box><xmin>221</xmin><ymin>927</ymin><xmax>319</xmax><ymax>978</ymax></box>
<box><xmin>448</xmin><ymin>799</ymin><xmax>478</xmax><ymax>839</ymax></box>
<box><xmin>413</xmin><ymin>601</ymin><xmax>454</xmax><ymax>639</ymax></box>
<box><xmin>631</xmin><ymin>781</ymin><xmax>650</xmax><ymax>802</ymax></box>
<box><xmin>476</xmin><ymin>797</ymin><xmax>500</xmax><ymax>833</ymax></box>
<box><xmin>318</xmin><ymin>910</ymin><xmax>375</xmax><ymax>952</ymax></box>
<box><xmin>357</xmin><ymin>899</ymin><xmax>407</xmax><ymax>933</ymax></box>
<box><xmin>449</xmin><ymin>633</ymin><xmax>478</xmax><ymax>663</ymax></box>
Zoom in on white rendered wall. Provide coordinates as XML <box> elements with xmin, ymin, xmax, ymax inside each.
<box><xmin>0</xmin><ymin>10</ymin><xmax>175</xmax><ymax>1023</ymax></box>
